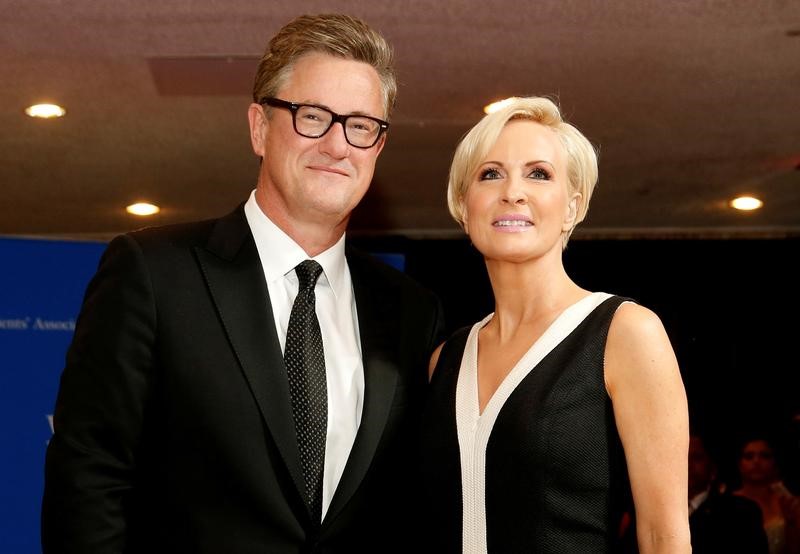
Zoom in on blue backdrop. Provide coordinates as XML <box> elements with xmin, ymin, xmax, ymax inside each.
<box><xmin>0</xmin><ymin>237</ymin><xmax>106</xmax><ymax>553</ymax></box>
<box><xmin>0</xmin><ymin>236</ymin><xmax>404</xmax><ymax>552</ymax></box>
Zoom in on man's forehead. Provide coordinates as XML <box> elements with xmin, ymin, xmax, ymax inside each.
<box><xmin>277</xmin><ymin>53</ymin><xmax>384</xmax><ymax>115</ymax></box>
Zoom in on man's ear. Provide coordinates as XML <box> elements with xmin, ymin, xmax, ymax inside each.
<box><xmin>374</xmin><ymin>132</ymin><xmax>387</xmax><ymax>157</ymax></box>
<box><xmin>247</xmin><ymin>103</ymin><xmax>268</xmax><ymax>157</ymax></box>
<box><xmin>563</xmin><ymin>192</ymin><xmax>581</xmax><ymax>232</ymax></box>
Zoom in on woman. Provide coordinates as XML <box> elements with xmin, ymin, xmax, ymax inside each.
<box><xmin>733</xmin><ymin>437</ymin><xmax>800</xmax><ymax>554</ymax></box>
<box><xmin>420</xmin><ymin>97</ymin><xmax>690</xmax><ymax>553</ymax></box>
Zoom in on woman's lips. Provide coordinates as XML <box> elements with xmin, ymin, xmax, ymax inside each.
<box><xmin>492</xmin><ymin>214</ymin><xmax>533</xmax><ymax>231</ymax></box>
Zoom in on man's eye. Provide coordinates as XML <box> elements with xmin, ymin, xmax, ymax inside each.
<box><xmin>347</xmin><ymin>120</ymin><xmax>374</xmax><ymax>133</ymax></box>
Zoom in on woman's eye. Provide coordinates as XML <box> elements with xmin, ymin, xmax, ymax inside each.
<box><xmin>529</xmin><ymin>167</ymin><xmax>551</xmax><ymax>180</ymax></box>
<box><xmin>479</xmin><ymin>168</ymin><xmax>502</xmax><ymax>180</ymax></box>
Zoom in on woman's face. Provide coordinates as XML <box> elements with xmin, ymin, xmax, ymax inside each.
<box><xmin>462</xmin><ymin>120</ymin><xmax>579</xmax><ymax>264</ymax></box>
<box><xmin>739</xmin><ymin>439</ymin><xmax>778</xmax><ymax>485</ymax></box>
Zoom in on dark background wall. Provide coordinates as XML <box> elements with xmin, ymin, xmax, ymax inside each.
<box><xmin>353</xmin><ymin>236</ymin><xmax>800</xmax><ymax>488</ymax></box>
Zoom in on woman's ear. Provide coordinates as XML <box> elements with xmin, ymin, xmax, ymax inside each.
<box><xmin>563</xmin><ymin>192</ymin><xmax>581</xmax><ymax>232</ymax></box>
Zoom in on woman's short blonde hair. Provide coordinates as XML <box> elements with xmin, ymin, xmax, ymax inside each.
<box><xmin>447</xmin><ymin>96</ymin><xmax>598</xmax><ymax>248</ymax></box>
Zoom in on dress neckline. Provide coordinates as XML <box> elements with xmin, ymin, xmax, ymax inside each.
<box><xmin>454</xmin><ymin>291</ymin><xmax>615</xmax><ymax>554</ymax></box>
<box><xmin>471</xmin><ymin>292</ymin><xmax>610</xmax><ymax>417</ymax></box>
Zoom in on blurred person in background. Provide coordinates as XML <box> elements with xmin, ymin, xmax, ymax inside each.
<box><xmin>733</xmin><ymin>437</ymin><xmax>800</xmax><ymax>554</ymax></box>
<box><xmin>688</xmin><ymin>433</ymin><xmax>768</xmax><ymax>553</ymax></box>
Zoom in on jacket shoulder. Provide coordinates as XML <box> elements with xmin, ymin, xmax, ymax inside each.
<box><xmin>127</xmin><ymin>217</ymin><xmax>219</xmax><ymax>251</ymax></box>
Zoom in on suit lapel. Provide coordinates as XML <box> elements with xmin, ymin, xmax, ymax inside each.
<box><xmin>196</xmin><ymin>219</ymin><xmax>402</xmax><ymax>526</ymax></box>
<box><xmin>325</xmin><ymin>248</ymin><xmax>399</xmax><ymax>524</ymax></box>
<box><xmin>193</xmin><ymin>206</ymin><xmax>306</xmax><ymax>503</ymax></box>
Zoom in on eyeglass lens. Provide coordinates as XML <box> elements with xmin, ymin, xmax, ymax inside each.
<box><xmin>294</xmin><ymin>105</ymin><xmax>381</xmax><ymax>148</ymax></box>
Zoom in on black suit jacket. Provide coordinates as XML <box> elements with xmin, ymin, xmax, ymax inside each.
<box><xmin>690</xmin><ymin>490</ymin><xmax>768</xmax><ymax>554</ymax></box>
<box><xmin>42</xmin><ymin>206</ymin><xmax>445</xmax><ymax>553</ymax></box>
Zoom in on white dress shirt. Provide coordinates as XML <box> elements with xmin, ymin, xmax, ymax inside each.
<box><xmin>688</xmin><ymin>488</ymin><xmax>710</xmax><ymax>516</ymax></box>
<box><xmin>244</xmin><ymin>191</ymin><xmax>364</xmax><ymax>520</ymax></box>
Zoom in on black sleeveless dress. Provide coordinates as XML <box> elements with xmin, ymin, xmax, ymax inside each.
<box><xmin>420</xmin><ymin>294</ymin><xmax>632</xmax><ymax>553</ymax></box>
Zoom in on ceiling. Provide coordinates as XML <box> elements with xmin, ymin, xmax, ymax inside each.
<box><xmin>3</xmin><ymin>0</ymin><xmax>799</xmax><ymax>241</ymax></box>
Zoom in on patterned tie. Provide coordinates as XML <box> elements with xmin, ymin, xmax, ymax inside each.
<box><xmin>284</xmin><ymin>259</ymin><xmax>327</xmax><ymax>524</ymax></box>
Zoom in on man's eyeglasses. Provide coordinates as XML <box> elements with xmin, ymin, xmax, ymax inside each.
<box><xmin>260</xmin><ymin>98</ymin><xmax>389</xmax><ymax>149</ymax></box>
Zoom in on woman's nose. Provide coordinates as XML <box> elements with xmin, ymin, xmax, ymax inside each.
<box><xmin>501</xmin><ymin>176</ymin><xmax>527</xmax><ymax>204</ymax></box>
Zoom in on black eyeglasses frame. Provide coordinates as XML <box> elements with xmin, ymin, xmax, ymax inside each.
<box><xmin>259</xmin><ymin>97</ymin><xmax>389</xmax><ymax>149</ymax></box>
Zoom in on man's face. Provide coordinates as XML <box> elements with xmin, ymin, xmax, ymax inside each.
<box><xmin>250</xmin><ymin>52</ymin><xmax>386</xmax><ymax>234</ymax></box>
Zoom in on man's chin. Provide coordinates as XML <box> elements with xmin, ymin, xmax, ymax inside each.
<box><xmin>306</xmin><ymin>197</ymin><xmax>361</xmax><ymax>221</ymax></box>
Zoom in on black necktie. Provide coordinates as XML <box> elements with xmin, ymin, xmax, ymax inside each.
<box><xmin>284</xmin><ymin>260</ymin><xmax>327</xmax><ymax>523</ymax></box>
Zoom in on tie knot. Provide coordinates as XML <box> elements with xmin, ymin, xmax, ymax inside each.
<box><xmin>295</xmin><ymin>260</ymin><xmax>323</xmax><ymax>291</ymax></box>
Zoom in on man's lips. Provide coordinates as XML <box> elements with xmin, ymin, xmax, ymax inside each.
<box><xmin>307</xmin><ymin>164</ymin><xmax>349</xmax><ymax>177</ymax></box>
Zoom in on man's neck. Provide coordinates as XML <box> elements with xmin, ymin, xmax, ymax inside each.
<box><xmin>255</xmin><ymin>189</ymin><xmax>347</xmax><ymax>257</ymax></box>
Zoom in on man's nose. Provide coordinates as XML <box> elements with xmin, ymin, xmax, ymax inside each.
<box><xmin>318</xmin><ymin>121</ymin><xmax>350</xmax><ymax>159</ymax></box>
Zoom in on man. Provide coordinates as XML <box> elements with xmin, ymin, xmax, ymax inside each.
<box><xmin>688</xmin><ymin>434</ymin><xmax>768</xmax><ymax>554</ymax></box>
<box><xmin>42</xmin><ymin>14</ymin><xmax>444</xmax><ymax>553</ymax></box>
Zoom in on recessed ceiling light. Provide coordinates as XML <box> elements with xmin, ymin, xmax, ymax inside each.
<box><xmin>25</xmin><ymin>103</ymin><xmax>66</xmax><ymax>118</ymax></box>
<box><xmin>730</xmin><ymin>196</ymin><xmax>763</xmax><ymax>211</ymax></box>
<box><xmin>483</xmin><ymin>97</ymin><xmax>517</xmax><ymax>114</ymax></box>
<box><xmin>126</xmin><ymin>203</ymin><xmax>160</xmax><ymax>216</ymax></box>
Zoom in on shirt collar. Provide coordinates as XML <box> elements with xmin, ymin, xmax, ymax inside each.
<box><xmin>244</xmin><ymin>190</ymin><xmax>347</xmax><ymax>298</ymax></box>
<box><xmin>688</xmin><ymin>488</ymin><xmax>710</xmax><ymax>514</ymax></box>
